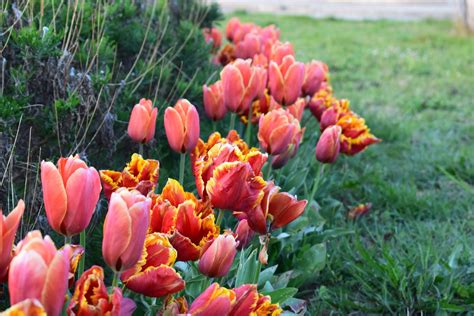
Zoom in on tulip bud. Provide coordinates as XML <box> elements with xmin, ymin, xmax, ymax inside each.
<box><xmin>127</xmin><ymin>98</ymin><xmax>158</xmax><ymax>144</ymax></box>
<box><xmin>235</xmin><ymin>32</ymin><xmax>261</xmax><ymax>59</ymax></box>
<box><xmin>102</xmin><ymin>189</ymin><xmax>150</xmax><ymax>272</ymax></box>
<box><xmin>268</xmin><ymin>55</ymin><xmax>305</xmax><ymax>105</ymax></box>
<box><xmin>258</xmin><ymin>109</ymin><xmax>302</xmax><ymax>155</ymax></box>
<box><xmin>203</xmin><ymin>81</ymin><xmax>227</xmax><ymax>121</ymax></box>
<box><xmin>302</xmin><ymin>60</ymin><xmax>328</xmax><ymax>97</ymax></box>
<box><xmin>0</xmin><ymin>199</ymin><xmax>24</xmax><ymax>282</ymax></box>
<box><xmin>315</xmin><ymin>125</ymin><xmax>342</xmax><ymax>164</ymax></box>
<box><xmin>268</xmin><ymin>41</ymin><xmax>295</xmax><ymax>65</ymax></box>
<box><xmin>9</xmin><ymin>231</ymin><xmax>71</xmax><ymax>316</ymax></box>
<box><xmin>164</xmin><ymin>99</ymin><xmax>200</xmax><ymax>153</ymax></box>
<box><xmin>41</xmin><ymin>155</ymin><xmax>101</xmax><ymax>237</ymax></box>
<box><xmin>235</xmin><ymin>219</ymin><xmax>254</xmax><ymax>250</ymax></box>
<box><xmin>198</xmin><ymin>233</ymin><xmax>238</xmax><ymax>278</ymax></box>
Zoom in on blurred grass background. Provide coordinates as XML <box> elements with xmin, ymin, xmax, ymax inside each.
<box><xmin>229</xmin><ymin>12</ymin><xmax>474</xmax><ymax>314</ymax></box>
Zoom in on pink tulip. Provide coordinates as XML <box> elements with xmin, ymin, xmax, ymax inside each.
<box><xmin>9</xmin><ymin>231</ymin><xmax>71</xmax><ymax>316</ymax></box>
<box><xmin>41</xmin><ymin>155</ymin><xmax>101</xmax><ymax>236</ymax></box>
<box><xmin>286</xmin><ymin>98</ymin><xmax>306</xmax><ymax>121</ymax></box>
<box><xmin>235</xmin><ymin>32</ymin><xmax>261</xmax><ymax>59</ymax></box>
<box><xmin>203</xmin><ymin>27</ymin><xmax>222</xmax><ymax>50</ymax></box>
<box><xmin>235</xmin><ymin>219</ymin><xmax>254</xmax><ymax>250</ymax></box>
<box><xmin>226</xmin><ymin>17</ymin><xmax>241</xmax><ymax>42</ymax></box>
<box><xmin>102</xmin><ymin>188</ymin><xmax>150</xmax><ymax>272</ymax></box>
<box><xmin>268</xmin><ymin>55</ymin><xmax>305</xmax><ymax>105</ymax></box>
<box><xmin>258</xmin><ymin>109</ymin><xmax>302</xmax><ymax>155</ymax></box>
<box><xmin>302</xmin><ymin>60</ymin><xmax>328</xmax><ymax>97</ymax></box>
<box><xmin>221</xmin><ymin>59</ymin><xmax>266</xmax><ymax>114</ymax></box>
<box><xmin>0</xmin><ymin>199</ymin><xmax>24</xmax><ymax>282</ymax></box>
<box><xmin>267</xmin><ymin>41</ymin><xmax>295</xmax><ymax>65</ymax></box>
<box><xmin>164</xmin><ymin>99</ymin><xmax>200</xmax><ymax>153</ymax></box>
<box><xmin>127</xmin><ymin>98</ymin><xmax>158</xmax><ymax>144</ymax></box>
<box><xmin>203</xmin><ymin>81</ymin><xmax>227</xmax><ymax>121</ymax></box>
<box><xmin>316</xmin><ymin>125</ymin><xmax>342</xmax><ymax>164</ymax></box>
<box><xmin>198</xmin><ymin>233</ymin><xmax>238</xmax><ymax>278</ymax></box>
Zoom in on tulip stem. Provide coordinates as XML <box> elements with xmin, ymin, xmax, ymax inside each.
<box><xmin>212</xmin><ymin>120</ymin><xmax>217</xmax><ymax>132</ymax></box>
<box><xmin>64</xmin><ymin>236</ymin><xmax>71</xmax><ymax>245</ymax></box>
<box><xmin>229</xmin><ymin>113</ymin><xmax>236</xmax><ymax>131</ymax></box>
<box><xmin>264</xmin><ymin>162</ymin><xmax>272</xmax><ymax>180</ymax></box>
<box><xmin>216</xmin><ymin>209</ymin><xmax>224</xmax><ymax>228</ymax></box>
<box><xmin>139</xmin><ymin>143</ymin><xmax>144</xmax><ymax>156</ymax></box>
<box><xmin>245</xmin><ymin>106</ymin><xmax>253</xmax><ymax>145</ymax></box>
<box><xmin>179</xmin><ymin>153</ymin><xmax>186</xmax><ymax>185</ymax></box>
<box><xmin>78</xmin><ymin>230</ymin><xmax>86</xmax><ymax>277</ymax></box>
<box><xmin>308</xmin><ymin>163</ymin><xmax>326</xmax><ymax>203</ymax></box>
<box><xmin>112</xmin><ymin>271</ymin><xmax>120</xmax><ymax>288</ymax></box>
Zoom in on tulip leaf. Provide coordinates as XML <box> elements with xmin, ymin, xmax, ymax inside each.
<box><xmin>185</xmin><ymin>275</ymin><xmax>211</xmax><ymax>299</ymax></box>
<box><xmin>262</xmin><ymin>287</ymin><xmax>298</xmax><ymax>304</ymax></box>
<box><xmin>258</xmin><ymin>265</ymin><xmax>278</xmax><ymax>288</ymax></box>
<box><xmin>235</xmin><ymin>248</ymin><xmax>259</xmax><ymax>286</ymax></box>
<box><xmin>296</xmin><ymin>243</ymin><xmax>326</xmax><ymax>275</ymax></box>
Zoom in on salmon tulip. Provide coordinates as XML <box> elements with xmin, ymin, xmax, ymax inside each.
<box><xmin>302</xmin><ymin>60</ymin><xmax>328</xmax><ymax>97</ymax></box>
<box><xmin>235</xmin><ymin>32</ymin><xmax>261</xmax><ymax>59</ymax></box>
<box><xmin>198</xmin><ymin>233</ymin><xmax>238</xmax><ymax>277</ymax></box>
<box><xmin>0</xmin><ymin>199</ymin><xmax>24</xmax><ymax>282</ymax></box>
<box><xmin>268</xmin><ymin>55</ymin><xmax>305</xmax><ymax>105</ymax></box>
<box><xmin>225</xmin><ymin>17</ymin><xmax>241</xmax><ymax>42</ymax></box>
<box><xmin>268</xmin><ymin>41</ymin><xmax>295</xmax><ymax>65</ymax></box>
<box><xmin>121</xmin><ymin>233</ymin><xmax>185</xmax><ymax>297</ymax></box>
<box><xmin>127</xmin><ymin>98</ymin><xmax>158</xmax><ymax>144</ymax></box>
<box><xmin>68</xmin><ymin>265</ymin><xmax>136</xmax><ymax>315</ymax></box>
<box><xmin>189</xmin><ymin>283</ymin><xmax>236</xmax><ymax>316</ymax></box>
<box><xmin>149</xmin><ymin>179</ymin><xmax>219</xmax><ymax>261</ymax></box>
<box><xmin>1</xmin><ymin>299</ymin><xmax>46</xmax><ymax>315</ymax></box>
<box><xmin>258</xmin><ymin>109</ymin><xmax>303</xmax><ymax>155</ymax></box>
<box><xmin>164</xmin><ymin>99</ymin><xmax>200</xmax><ymax>153</ymax></box>
<box><xmin>221</xmin><ymin>59</ymin><xmax>267</xmax><ymax>114</ymax></box>
<box><xmin>203</xmin><ymin>27</ymin><xmax>222</xmax><ymax>50</ymax></box>
<box><xmin>235</xmin><ymin>219</ymin><xmax>254</xmax><ymax>250</ymax></box>
<box><xmin>9</xmin><ymin>231</ymin><xmax>71</xmax><ymax>316</ymax></box>
<box><xmin>203</xmin><ymin>81</ymin><xmax>227</xmax><ymax>121</ymax></box>
<box><xmin>41</xmin><ymin>155</ymin><xmax>101</xmax><ymax>236</ymax></box>
<box><xmin>316</xmin><ymin>125</ymin><xmax>342</xmax><ymax>164</ymax></box>
<box><xmin>100</xmin><ymin>153</ymin><xmax>159</xmax><ymax>199</ymax></box>
<box><xmin>102</xmin><ymin>188</ymin><xmax>150</xmax><ymax>272</ymax></box>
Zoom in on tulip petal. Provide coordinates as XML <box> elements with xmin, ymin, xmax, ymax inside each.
<box><xmin>184</xmin><ymin>105</ymin><xmax>200</xmax><ymax>151</ymax></box>
<box><xmin>124</xmin><ymin>266</ymin><xmax>185</xmax><ymax>298</ymax></box>
<box><xmin>268</xmin><ymin>124</ymin><xmax>295</xmax><ymax>155</ymax></box>
<box><xmin>41</xmin><ymin>246</ymin><xmax>70</xmax><ymax>316</ymax></box>
<box><xmin>283</xmin><ymin>62</ymin><xmax>305</xmax><ymax>105</ymax></box>
<box><xmin>145</xmin><ymin>107</ymin><xmax>158</xmax><ymax>143</ymax></box>
<box><xmin>221</xmin><ymin>65</ymin><xmax>245</xmax><ymax>112</ymax></box>
<box><xmin>268</xmin><ymin>61</ymin><xmax>285</xmax><ymax>104</ymax></box>
<box><xmin>164</xmin><ymin>107</ymin><xmax>185</xmax><ymax>153</ymax></box>
<box><xmin>41</xmin><ymin>161</ymin><xmax>67</xmax><ymax>234</ymax></box>
<box><xmin>128</xmin><ymin>104</ymin><xmax>150</xmax><ymax>143</ymax></box>
<box><xmin>0</xmin><ymin>200</ymin><xmax>25</xmax><ymax>282</ymax></box>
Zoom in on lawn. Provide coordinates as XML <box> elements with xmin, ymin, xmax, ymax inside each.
<box><xmin>229</xmin><ymin>12</ymin><xmax>474</xmax><ymax>314</ymax></box>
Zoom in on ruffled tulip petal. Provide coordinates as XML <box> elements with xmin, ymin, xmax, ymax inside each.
<box><xmin>124</xmin><ymin>266</ymin><xmax>185</xmax><ymax>298</ymax></box>
<box><xmin>269</xmin><ymin>193</ymin><xmax>307</xmax><ymax>229</ymax></box>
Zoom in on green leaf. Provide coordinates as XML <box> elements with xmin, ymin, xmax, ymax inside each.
<box><xmin>296</xmin><ymin>243</ymin><xmax>327</xmax><ymax>275</ymax></box>
<box><xmin>262</xmin><ymin>287</ymin><xmax>298</xmax><ymax>304</ymax></box>
<box><xmin>234</xmin><ymin>249</ymin><xmax>259</xmax><ymax>286</ymax></box>
<box><xmin>258</xmin><ymin>265</ymin><xmax>278</xmax><ymax>288</ymax></box>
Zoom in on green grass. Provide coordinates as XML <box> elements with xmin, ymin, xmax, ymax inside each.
<box><xmin>228</xmin><ymin>13</ymin><xmax>474</xmax><ymax>314</ymax></box>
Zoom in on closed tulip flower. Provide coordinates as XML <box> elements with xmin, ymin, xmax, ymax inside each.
<box><xmin>0</xmin><ymin>199</ymin><xmax>24</xmax><ymax>282</ymax></box>
<box><xmin>268</xmin><ymin>192</ymin><xmax>307</xmax><ymax>229</ymax></box>
<box><xmin>9</xmin><ymin>231</ymin><xmax>71</xmax><ymax>316</ymax></box>
<box><xmin>102</xmin><ymin>189</ymin><xmax>150</xmax><ymax>273</ymax></box>
<box><xmin>235</xmin><ymin>32</ymin><xmax>261</xmax><ymax>59</ymax></box>
<box><xmin>267</xmin><ymin>41</ymin><xmax>295</xmax><ymax>65</ymax></box>
<box><xmin>221</xmin><ymin>59</ymin><xmax>267</xmax><ymax>114</ymax></box>
<box><xmin>235</xmin><ymin>219</ymin><xmax>254</xmax><ymax>250</ymax></box>
<box><xmin>127</xmin><ymin>98</ymin><xmax>158</xmax><ymax>144</ymax></box>
<box><xmin>121</xmin><ymin>233</ymin><xmax>185</xmax><ymax>297</ymax></box>
<box><xmin>68</xmin><ymin>265</ymin><xmax>136</xmax><ymax>315</ymax></box>
<box><xmin>164</xmin><ymin>99</ymin><xmax>200</xmax><ymax>153</ymax></box>
<box><xmin>203</xmin><ymin>81</ymin><xmax>227</xmax><ymax>121</ymax></box>
<box><xmin>198</xmin><ymin>233</ymin><xmax>238</xmax><ymax>278</ymax></box>
<box><xmin>302</xmin><ymin>60</ymin><xmax>328</xmax><ymax>97</ymax></box>
<box><xmin>258</xmin><ymin>109</ymin><xmax>302</xmax><ymax>155</ymax></box>
<box><xmin>189</xmin><ymin>283</ymin><xmax>236</xmax><ymax>316</ymax></box>
<box><xmin>316</xmin><ymin>125</ymin><xmax>342</xmax><ymax>164</ymax></box>
<box><xmin>268</xmin><ymin>55</ymin><xmax>305</xmax><ymax>105</ymax></box>
<box><xmin>41</xmin><ymin>155</ymin><xmax>101</xmax><ymax>236</ymax></box>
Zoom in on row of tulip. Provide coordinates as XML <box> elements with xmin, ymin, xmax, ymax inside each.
<box><xmin>0</xmin><ymin>17</ymin><xmax>380</xmax><ymax>315</ymax></box>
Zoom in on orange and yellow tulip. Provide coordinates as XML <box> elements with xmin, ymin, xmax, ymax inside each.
<box><xmin>9</xmin><ymin>231</ymin><xmax>71</xmax><ymax>316</ymax></box>
<box><xmin>198</xmin><ymin>233</ymin><xmax>238</xmax><ymax>277</ymax></box>
<box><xmin>102</xmin><ymin>189</ymin><xmax>150</xmax><ymax>272</ymax></box>
<box><xmin>121</xmin><ymin>233</ymin><xmax>185</xmax><ymax>297</ymax></box>
<box><xmin>316</xmin><ymin>125</ymin><xmax>342</xmax><ymax>164</ymax></box>
<box><xmin>149</xmin><ymin>179</ymin><xmax>219</xmax><ymax>261</ymax></box>
<box><xmin>127</xmin><ymin>98</ymin><xmax>158</xmax><ymax>144</ymax></box>
<box><xmin>1</xmin><ymin>299</ymin><xmax>46</xmax><ymax>316</ymax></box>
<box><xmin>258</xmin><ymin>109</ymin><xmax>303</xmax><ymax>155</ymax></box>
<box><xmin>100</xmin><ymin>153</ymin><xmax>159</xmax><ymax>199</ymax></box>
<box><xmin>337</xmin><ymin>112</ymin><xmax>381</xmax><ymax>156</ymax></box>
<box><xmin>164</xmin><ymin>99</ymin><xmax>200</xmax><ymax>153</ymax></box>
<box><xmin>189</xmin><ymin>283</ymin><xmax>236</xmax><ymax>316</ymax></box>
<box><xmin>308</xmin><ymin>83</ymin><xmax>336</xmax><ymax>121</ymax></box>
<box><xmin>41</xmin><ymin>155</ymin><xmax>101</xmax><ymax>236</ymax></box>
<box><xmin>230</xmin><ymin>284</ymin><xmax>282</xmax><ymax>316</ymax></box>
<box><xmin>203</xmin><ymin>81</ymin><xmax>227</xmax><ymax>121</ymax></box>
<box><xmin>348</xmin><ymin>203</ymin><xmax>373</xmax><ymax>220</ymax></box>
<box><xmin>221</xmin><ymin>59</ymin><xmax>267</xmax><ymax>114</ymax></box>
<box><xmin>302</xmin><ymin>60</ymin><xmax>329</xmax><ymax>97</ymax></box>
<box><xmin>268</xmin><ymin>55</ymin><xmax>305</xmax><ymax>105</ymax></box>
<box><xmin>67</xmin><ymin>265</ymin><xmax>136</xmax><ymax>315</ymax></box>
<box><xmin>0</xmin><ymin>199</ymin><xmax>24</xmax><ymax>282</ymax></box>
